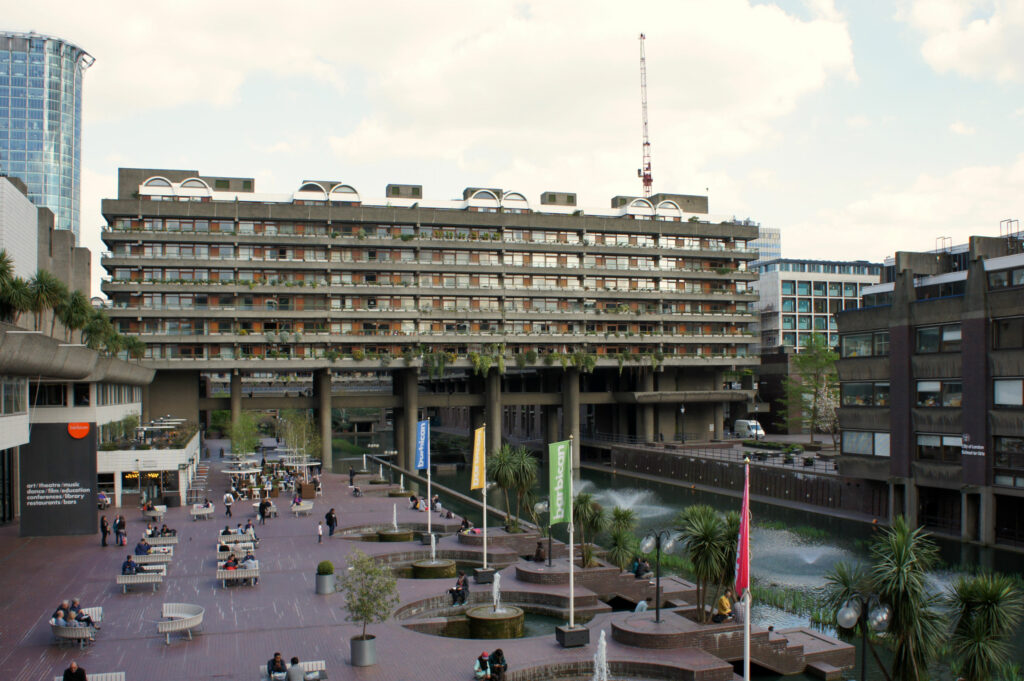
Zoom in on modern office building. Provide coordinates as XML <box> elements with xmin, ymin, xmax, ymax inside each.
<box><xmin>835</xmin><ymin>233</ymin><xmax>1024</xmax><ymax>548</ymax></box>
<box><xmin>750</xmin><ymin>225</ymin><xmax>781</xmax><ymax>267</ymax></box>
<box><xmin>752</xmin><ymin>258</ymin><xmax>882</xmax><ymax>351</ymax></box>
<box><xmin>100</xmin><ymin>168</ymin><xmax>761</xmax><ymax>469</ymax></box>
<box><xmin>0</xmin><ymin>32</ymin><xmax>93</xmax><ymax>240</ymax></box>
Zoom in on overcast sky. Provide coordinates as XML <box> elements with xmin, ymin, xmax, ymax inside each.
<box><xmin>5</xmin><ymin>0</ymin><xmax>1024</xmax><ymax>296</ymax></box>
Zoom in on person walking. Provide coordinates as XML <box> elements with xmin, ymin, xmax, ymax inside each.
<box><xmin>348</xmin><ymin>465</ymin><xmax>356</xmax><ymax>486</ymax></box>
<box><xmin>258</xmin><ymin>499</ymin><xmax>268</xmax><ymax>525</ymax></box>
<box><xmin>100</xmin><ymin>516</ymin><xmax>110</xmax><ymax>547</ymax></box>
<box><xmin>325</xmin><ymin>508</ymin><xmax>338</xmax><ymax>537</ymax></box>
<box><xmin>114</xmin><ymin>515</ymin><xmax>126</xmax><ymax>546</ymax></box>
<box><xmin>223</xmin><ymin>491</ymin><xmax>234</xmax><ymax>518</ymax></box>
<box><xmin>317</xmin><ymin>521</ymin><xmax>323</xmax><ymax>544</ymax></box>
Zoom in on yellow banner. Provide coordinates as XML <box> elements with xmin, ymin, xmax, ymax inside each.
<box><xmin>470</xmin><ymin>426</ymin><xmax>486</xmax><ymax>490</ymax></box>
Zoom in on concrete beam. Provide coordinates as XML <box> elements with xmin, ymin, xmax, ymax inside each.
<box><xmin>485</xmin><ymin>369</ymin><xmax>502</xmax><ymax>456</ymax></box>
<box><xmin>316</xmin><ymin>369</ymin><xmax>333</xmax><ymax>473</ymax></box>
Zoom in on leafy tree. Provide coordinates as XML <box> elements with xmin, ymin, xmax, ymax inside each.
<box><xmin>945</xmin><ymin>573</ymin><xmax>1024</xmax><ymax>681</ymax></box>
<box><xmin>228</xmin><ymin>410</ymin><xmax>261</xmax><ymax>456</ymax></box>
<box><xmin>610</xmin><ymin>506</ymin><xmax>638</xmax><ymax>534</ymax></box>
<box><xmin>676</xmin><ymin>504</ymin><xmax>731</xmax><ymax>622</ymax></box>
<box><xmin>573</xmin><ymin>492</ymin><xmax>606</xmax><ymax>568</ymax></box>
<box><xmin>509</xmin><ymin>446</ymin><xmax>538</xmax><ymax>529</ymax></box>
<box><xmin>280</xmin><ymin>409</ymin><xmax>322</xmax><ymax>462</ymax></box>
<box><xmin>0</xmin><ymin>249</ymin><xmax>11</xmax><ymax>286</ymax></box>
<box><xmin>607</xmin><ymin>528</ymin><xmax>638</xmax><ymax>571</ymax></box>
<box><xmin>780</xmin><ymin>333</ymin><xmax>838</xmax><ymax>443</ymax></box>
<box><xmin>339</xmin><ymin>549</ymin><xmax>400</xmax><ymax>640</ymax></box>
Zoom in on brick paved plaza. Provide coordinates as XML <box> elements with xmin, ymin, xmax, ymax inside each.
<box><xmin>0</xmin><ymin>460</ymin><xmax>851</xmax><ymax>681</ymax></box>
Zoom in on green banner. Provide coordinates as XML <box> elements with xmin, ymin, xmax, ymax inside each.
<box><xmin>548</xmin><ymin>440</ymin><xmax>572</xmax><ymax>524</ymax></box>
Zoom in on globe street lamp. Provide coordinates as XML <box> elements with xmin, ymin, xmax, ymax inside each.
<box><xmin>533</xmin><ymin>500</ymin><xmax>554</xmax><ymax>567</ymax></box>
<box><xmin>679</xmin><ymin>405</ymin><xmax>686</xmax><ymax>443</ymax></box>
<box><xmin>639</xmin><ymin>529</ymin><xmax>677</xmax><ymax>623</ymax></box>
<box><xmin>836</xmin><ymin>594</ymin><xmax>891</xmax><ymax>681</ymax></box>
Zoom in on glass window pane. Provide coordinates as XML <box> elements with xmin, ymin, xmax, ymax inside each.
<box><xmin>995</xmin><ymin>380</ymin><xmax>1023</xmax><ymax>406</ymax></box>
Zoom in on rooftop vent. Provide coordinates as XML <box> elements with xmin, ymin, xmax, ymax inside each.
<box><xmin>540</xmin><ymin>191</ymin><xmax>577</xmax><ymax>207</ymax></box>
<box><xmin>386</xmin><ymin>184</ymin><xmax>422</xmax><ymax>199</ymax></box>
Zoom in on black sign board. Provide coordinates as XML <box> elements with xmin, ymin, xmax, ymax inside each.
<box><xmin>19</xmin><ymin>422</ymin><xmax>98</xmax><ymax>536</ymax></box>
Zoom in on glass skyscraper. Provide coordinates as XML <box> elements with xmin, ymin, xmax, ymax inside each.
<box><xmin>0</xmin><ymin>32</ymin><xmax>92</xmax><ymax>241</ymax></box>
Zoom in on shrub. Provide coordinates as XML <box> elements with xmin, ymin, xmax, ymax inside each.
<box><xmin>317</xmin><ymin>560</ymin><xmax>334</xmax><ymax>575</ymax></box>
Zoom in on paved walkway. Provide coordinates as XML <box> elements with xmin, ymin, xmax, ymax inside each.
<box><xmin>0</xmin><ymin>458</ymin><xmax>749</xmax><ymax>681</ymax></box>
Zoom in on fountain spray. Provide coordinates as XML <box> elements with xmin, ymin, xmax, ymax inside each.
<box><xmin>430</xmin><ymin>532</ymin><xmax>437</xmax><ymax>561</ymax></box>
<box><xmin>392</xmin><ymin>503</ymin><xmax>397</xmax><ymax>531</ymax></box>
<box><xmin>492</xmin><ymin>572</ymin><xmax>503</xmax><ymax>613</ymax></box>
<box><xmin>592</xmin><ymin>630</ymin><xmax>609</xmax><ymax>681</ymax></box>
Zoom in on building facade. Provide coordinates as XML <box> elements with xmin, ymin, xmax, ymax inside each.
<box><xmin>0</xmin><ymin>32</ymin><xmax>93</xmax><ymax>239</ymax></box>
<box><xmin>749</xmin><ymin>225</ymin><xmax>781</xmax><ymax>267</ymax></box>
<box><xmin>100</xmin><ymin>168</ymin><xmax>761</xmax><ymax>469</ymax></box>
<box><xmin>835</xmin><ymin>235</ymin><xmax>1024</xmax><ymax>549</ymax></box>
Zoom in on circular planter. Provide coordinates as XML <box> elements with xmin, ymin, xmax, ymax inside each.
<box><xmin>377</xmin><ymin>529</ymin><xmax>414</xmax><ymax>542</ymax></box>
<box><xmin>466</xmin><ymin>605</ymin><xmax>525</xmax><ymax>639</ymax></box>
<box><xmin>412</xmin><ymin>558</ymin><xmax>456</xmax><ymax>579</ymax></box>
<box><xmin>369</xmin><ymin>479</ymin><xmax>389</xmax><ymax>485</ymax></box>
<box><xmin>388</xmin><ymin>490</ymin><xmax>408</xmax><ymax>497</ymax></box>
<box><xmin>315</xmin><ymin>572</ymin><xmax>335</xmax><ymax>595</ymax></box>
<box><xmin>350</xmin><ymin>635</ymin><xmax>377</xmax><ymax>666</ymax></box>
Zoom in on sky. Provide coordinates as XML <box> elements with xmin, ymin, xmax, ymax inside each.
<box><xmin>4</xmin><ymin>0</ymin><xmax>1024</xmax><ymax>296</ymax></box>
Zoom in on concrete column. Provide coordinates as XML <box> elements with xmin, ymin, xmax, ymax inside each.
<box><xmin>979</xmin><ymin>487</ymin><xmax>995</xmax><ymax>545</ymax></box>
<box><xmin>230</xmin><ymin>371</ymin><xmax>242</xmax><ymax>430</ymax></box>
<box><xmin>562</xmin><ymin>368</ymin><xmax>580</xmax><ymax>469</ymax></box>
<box><xmin>400</xmin><ymin>368</ymin><xmax>419</xmax><ymax>471</ymax></box>
<box><xmin>638</xmin><ymin>371</ymin><xmax>654</xmax><ymax>443</ymax></box>
<box><xmin>485</xmin><ymin>368</ymin><xmax>502</xmax><ymax>456</ymax></box>
<box><xmin>315</xmin><ymin>369</ymin><xmax>333</xmax><ymax>473</ymax></box>
<box><xmin>713</xmin><ymin>402</ymin><xmax>724</xmax><ymax>441</ymax></box>
<box><xmin>394</xmin><ymin>409</ymin><xmax>406</xmax><ymax>469</ymax></box>
<box><xmin>903</xmin><ymin>480</ymin><xmax>919</xmax><ymax>527</ymax></box>
<box><xmin>544</xmin><ymin>405</ymin><xmax>560</xmax><ymax>445</ymax></box>
<box><xmin>470</xmin><ymin>406</ymin><xmax>485</xmax><ymax>431</ymax></box>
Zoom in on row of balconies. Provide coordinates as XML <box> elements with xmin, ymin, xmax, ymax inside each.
<box><xmin>123</xmin><ymin>330</ymin><xmax>757</xmax><ymax>344</ymax></box>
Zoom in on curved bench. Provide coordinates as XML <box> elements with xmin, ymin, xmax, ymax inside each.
<box><xmin>51</xmin><ymin>624</ymin><xmax>95</xmax><ymax>649</ymax></box>
<box><xmin>54</xmin><ymin>674</ymin><xmax>124</xmax><ymax>681</ymax></box>
<box><xmin>291</xmin><ymin>501</ymin><xmax>314</xmax><ymax>517</ymax></box>
<box><xmin>157</xmin><ymin>603</ymin><xmax>204</xmax><ymax>645</ymax></box>
<box><xmin>142</xmin><ymin>505</ymin><xmax>167</xmax><ymax>520</ymax></box>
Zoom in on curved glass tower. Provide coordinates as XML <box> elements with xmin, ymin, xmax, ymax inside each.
<box><xmin>0</xmin><ymin>32</ymin><xmax>93</xmax><ymax>241</ymax></box>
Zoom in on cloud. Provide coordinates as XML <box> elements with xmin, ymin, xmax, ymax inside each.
<box><xmin>898</xmin><ymin>0</ymin><xmax>1024</xmax><ymax>82</ymax></box>
<box><xmin>846</xmin><ymin>115</ymin><xmax>871</xmax><ymax>129</ymax></box>
<box><xmin>786</xmin><ymin>153</ymin><xmax>1024</xmax><ymax>262</ymax></box>
<box><xmin>949</xmin><ymin>120</ymin><xmax>976</xmax><ymax>135</ymax></box>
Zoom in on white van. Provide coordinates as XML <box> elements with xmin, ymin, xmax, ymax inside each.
<box><xmin>735</xmin><ymin>420</ymin><xmax>765</xmax><ymax>440</ymax></box>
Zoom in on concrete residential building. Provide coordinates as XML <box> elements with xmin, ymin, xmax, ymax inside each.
<box><xmin>0</xmin><ymin>33</ymin><xmax>93</xmax><ymax>240</ymax></box>
<box><xmin>835</xmin><ymin>233</ymin><xmax>1024</xmax><ymax>549</ymax></box>
<box><xmin>100</xmin><ymin>168</ymin><xmax>761</xmax><ymax>470</ymax></box>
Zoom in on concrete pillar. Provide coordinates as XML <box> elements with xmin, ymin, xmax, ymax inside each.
<box><xmin>394</xmin><ymin>409</ymin><xmax>406</xmax><ymax>469</ymax></box>
<box><xmin>470</xmin><ymin>406</ymin><xmax>485</xmax><ymax>431</ymax></box>
<box><xmin>979</xmin><ymin>487</ymin><xmax>995</xmax><ymax>545</ymax></box>
<box><xmin>903</xmin><ymin>480</ymin><xmax>919</xmax><ymax>527</ymax></box>
<box><xmin>230</xmin><ymin>371</ymin><xmax>242</xmax><ymax>430</ymax></box>
<box><xmin>713</xmin><ymin>402</ymin><xmax>724</xmax><ymax>441</ymax></box>
<box><xmin>315</xmin><ymin>369</ymin><xmax>333</xmax><ymax>473</ymax></box>
<box><xmin>485</xmin><ymin>369</ymin><xmax>502</xmax><ymax>456</ymax></box>
<box><xmin>544</xmin><ymin>405</ymin><xmax>560</xmax><ymax>445</ymax></box>
<box><xmin>400</xmin><ymin>368</ymin><xmax>419</xmax><ymax>471</ymax></box>
<box><xmin>638</xmin><ymin>371</ymin><xmax>654</xmax><ymax>443</ymax></box>
<box><xmin>562</xmin><ymin>368</ymin><xmax>580</xmax><ymax>469</ymax></box>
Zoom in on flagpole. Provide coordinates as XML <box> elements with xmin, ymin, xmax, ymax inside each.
<box><xmin>743</xmin><ymin>458</ymin><xmax>751</xmax><ymax>681</ymax></box>
<box><xmin>482</xmin><ymin>424</ymin><xmax>488</xmax><ymax>571</ymax></box>
<box><xmin>426</xmin><ymin>424</ymin><xmax>432</xmax><ymax>539</ymax></box>
<box><xmin>568</xmin><ymin>435</ymin><xmax>575</xmax><ymax>629</ymax></box>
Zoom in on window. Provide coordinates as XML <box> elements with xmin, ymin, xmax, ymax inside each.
<box><xmin>841</xmin><ymin>332</ymin><xmax>890</xmax><ymax>358</ymax></box>
<box><xmin>781</xmin><ymin>281</ymin><xmax>794</xmax><ymax>295</ymax></box>
<box><xmin>813</xmin><ymin>282</ymin><xmax>826</xmax><ymax>296</ymax></box>
<box><xmin>797</xmin><ymin>281</ymin><xmax>811</xmax><ymax>296</ymax></box>
<box><xmin>917</xmin><ymin>434</ymin><xmax>962</xmax><ymax>462</ymax></box>
<box><xmin>916</xmin><ymin>380</ymin><xmax>962</xmax><ymax>407</ymax></box>
<box><xmin>1</xmin><ymin>379</ymin><xmax>27</xmax><ymax>415</ymax></box>
<box><xmin>29</xmin><ymin>383</ymin><xmax>65</xmax><ymax>407</ymax></box>
<box><xmin>842</xmin><ymin>431</ymin><xmax>890</xmax><ymax>457</ymax></box>
<box><xmin>842</xmin><ymin>383</ymin><xmax>873</xmax><ymax>406</ymax></box>
<box><xmin>72</xmin><ymin>383</ymin><xmax>90</xmax><ymax>407</ymax></box>
<box><xmin>994</xmin><ymin>436</ymin><xmax>1024</xmax><ymax>488</ymax></box>
<box><xmin>797</xmin><ymin>299</ymin><xmax>811</xmax><ymax>313</ymax></box>
<box><xmin>782</xmin><ymin>298</ymin><xmax>795</xmax><ymax>312</ymax></box>
<box><xmin>916</xmin><ymin>324</ymin><xmax>961</xmax><ymax>353</ymax></box>
<box><xmin>994</xmin><ymin>379</ymin><xmax>1023</xmax><ymax>407</ymax></box>
<box><xmin>844</xmin><ymin>283</ymin><xmax>857</xmax><ymax>297</ymax></box>
<box><xmin>993</xmin><ymin>317</ymin><xmax>1024</xmax><ymax>350</ymax></box>
<box><xmin>782</xmin><ymin>333</ymin><xmax>796</xmax><ymax>347</ymax></box>
<box><xmin>989</xmin><ymin>267</ymin><xmax>1024</xmax><ymax>289</ymax></box>
<box><xmin>782</xmin><ymin>315</ymin><xmax>795</xmax><ymax>330</ymax></box>
<box><xmin>828</xmin><ymin>282</ymin><xmax>841</xmax><ymax>296</ymax></box>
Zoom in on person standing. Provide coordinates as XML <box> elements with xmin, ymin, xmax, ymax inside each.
<box><xmin>115</xmin><ymin>515</ymin><xmax>127</xmax><ymax>546</ymax></box>
<box><xmin>317</xmin><ymin>521</ymin><xmax>323</xmax><ymax>544</ymax></box>
<box><xmin>348</xmin><ymin>465</ymin><xmax>356</xmax><ymax>486</ymax></box>
<box><xmin>223</xmin><ymin>491</ymin><xmax>234</xmax><ymax>518</ymax></box>
<box><xmin>100</xmin><ymin>516</ymin><xmax>110</xmax><ymax>547</ymax></box>
<box><xmin>325</xmin><ymin>508</ymin><xmax>338</xmax><ymax>537</ymax></box>
<box><xmin>258</xmin><ymin>499</ymin><xmax>268</xmax><ymax>526</ymax></box>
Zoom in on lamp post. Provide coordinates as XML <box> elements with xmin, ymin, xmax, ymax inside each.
<box><xmin>836</xmin><ymin>594</ymin><xmax>891</xmax><ymax>681</ymax></box>
<box><xmin>533</xmin><ymin>500</ymin><xmax>554</xmax><ymax>567</ymax></box>
<box><xmin>639</xmin><ymin>530</ymin><xmax>676</xmax><ymax>623</ymax></box>
<box><xmin>679</xmin><ymin>405</ymin><xmax>686</xmax><ymax>443</ymax></box>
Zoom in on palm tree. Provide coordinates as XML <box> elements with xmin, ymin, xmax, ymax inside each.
<box><xmin>487</xmin><ymin>443</ymin><xmax>517</xmax><ymax>526</ymax></box>
<box><xmin>57</xmin><ymin>289</ymin><xmax>92</xmax><ymax>342</ymax></box>
<box><xmin>945</xmin><ymin>573</ymin><xmax>1024</xmax><ymax>681</ymax></box>
<box><xmin>123</xmin><ymin>335</ymin><xmax>146</xmax><ymax>359</ymax></box>
<box><xmin>28</xmin><ymin>269</ymin><xmax>66</xmax><ymax>333</ymax></box>
<box><xmin>573</xmin><ymin>492</ymin><xmax>606</xmax><ymax>568</ymax></box>
<box><xmin>676</xmin><ymin>504</ymin><xmax>730</xmax><ymax>622</ymax></box>
<box><xmin>607</xmin><ymin>506</ymin><xmax>639</xmax><ymax>572</ymax></box>
<box><xmin>83</xmin><ymin>309</ymin><xmax>115</xmax><ymax>351</ymax></box>
<box><xmin>509</xmin><ymin>446</ymin><xmax>538</xmax><ymax>528</ymax></box>
<box><xmin>0</xmin><ymin>249</ymin><xmax>12</xmax><ymax>286</ymax></box>
<box><xmin>870</xmin><ymin>516</ymin><xmax>944</xmax><ymax>681</ymax></box>
<box><xmin>610</xmin><ymin>506</ymin><xmax>638</xmax><ymax>534</ymax></box>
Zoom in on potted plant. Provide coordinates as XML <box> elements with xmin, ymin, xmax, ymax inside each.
<box><xmin>339</xmin><ymin>550</ymin><xmax>399</xmax><ymax>667</ymax></box>
<box><xmin>316</xmin><ymin>560</ymin><xmax>335</xmax><ymax>595</ymax></box>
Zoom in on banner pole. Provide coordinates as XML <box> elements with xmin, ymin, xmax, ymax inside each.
<box><xmin>482</xmin><ymin>424</ymin><xmax>488</xmax><ymax>570</ymax></box>
<box><xmin>568</xmin><ymin>435</ymin><xmax>575</xmax><ymax>629</ymax></box>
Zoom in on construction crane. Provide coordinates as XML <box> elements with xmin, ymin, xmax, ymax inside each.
<box><xmin>637</xmin><ymin>33</ymin><xmax>653</xmax><ymax>198</ymax></box>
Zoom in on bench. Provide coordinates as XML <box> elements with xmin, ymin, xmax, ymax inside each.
<box><xmin>139</xmin><ymin>564</ymin><xmax>167</xmax><ymax>576</ymax></box>
<box><xmin>117</xmin><ymin>572</ymin><xmax>163</xmax><ymax>593</ymax></box>
<box><xmin>291</xmin><ymin>501</ymin><xmax>314</xmax><ymax>517</ymax></box>
<box><xmin>51</xmin><ymin>624</ymin><xmax>95</xmax><ymax>649</ymax></box>
<box><xmin>80</xmin><ymin>606</ymin><xmax>103</xmax><ymax>625</ymax></box>
<box><xmin>191</xmin><ymin>504</ymin><xmax>215</xmax><ymax>521</ymax></box>
<box><xmin>142</xmin><ymin>504</ymin><xmax>167</xmax><ymax>520</ymax></box>
<box><xmin>216</xmin><ymin>543</ymin><xmax>254</xmax><ymax>560</ymax></box>
<box><xmin>253</xmin><ymin>502</ymin><xmax>279</xmax><ymax>518</ymax></box>
<box><xmin>54</xmin><ymin>674</ymin><xmax>124</xmax><ymax>681</ymax></box>
<box><xmin>148</xmin><ymin>535</ymin><xmax>179</xmax><ymax>547</ymax></box>
<box><xmin>217</xmin><ymin>566</ymin><xmax>259</xmax><ymax>587</ymax></box>
<box><xmin>260</xmin><ymin>659</ymin><xmax>328</xmax><ymax>680</ymax></box>
<box><xmin>221</xmin><ymin>530</ymin><xmax>258</xmax><ymax>543</ymax></box>
<box><xmin>157</xmin><ymin>602</ymin><xmax>205</xmax><ymax>645</ymax></box>
<box><xmin>136</xmin><ymin>553</ymin><xmax>172</xmax><ymax>566</ymax></box>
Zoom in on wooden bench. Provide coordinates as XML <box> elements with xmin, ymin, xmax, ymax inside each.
<box><xmin>220</xmin><ymin>530</ymin><xmax>257</xmax><ymax>543</ymax></box>
<box><xmin>142</xmin><ymin>504</ymin><xmax>167</xmax><ymax>520</ymax></box>
<box><xmin>216</xmin><ymin>543</ymin><xmax>254</xmax><ymax>560</ymax></box>
<box><xmin>117</xmin><ymin>572</ymin><xmax>163</xmax><ymax>593</ymax></box>
<box><xmin>148</xmin><ymin>535</ymin><xmax>179</xmax><ymax>546</ymax></box>
<box><xmin>157</xmin><ymin>602</ymin><xmax>205</xmax><ymax>645</ymax></box>
<box><xmin>51</xmin><ymin>624</ymin><xmax>95</xmax><ymax>649</ymax></box>
<box><xmin>259</xmin><ymin>659</ymin><xmax>327</xmax><ymax>680</ymax></box>
<box><xmin>291</xmin><ymin>501</ymin><xmax>314</xmax><ymax>517</ymax></box>
<box><xmin>79</xmin><ymin>606</ymin><xmax>103</xmax><ymax>625</ymax></box>
<box><xmin>217</xmin><ymin>566</ymin><xmax>259</xmax><ymax>587</ymax></box>
<box><xmin>54</xmin><ymin>674</ymin><xmax>124</xmax><ymax>681</ymax></box>
<box><xmin>136</xmin><ymin>553</ymin><xmax>172</xmax><ymax>566</ymax></box>
<box><xmin>191</xmin><ymin>504</ymin><xmax>215</xmax><ymax>520</ymax></box>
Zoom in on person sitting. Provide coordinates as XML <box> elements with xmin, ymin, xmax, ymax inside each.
<box><xmin>50</xmin><ymin>610</ymin><xmax>77</xmax><ymax>627</ymax></box>
<box><xmin>431</xmin><ymin>494</ymin><xmax>441</xmax><ymax>512</ymax></box>
<box><xmin>460</xmin><ymin>516</ymin><xmax>473</xmax><ymax>533</ymax></box>
<box><xmin>142</xmin><ymin>500</ymin><xmax>155</xmax><ymax>512</ymax></box>
<box><xmin>444</xmin><ymin>509</ymin><xmax>454</xmax><ymax>519</ymax></box>
<box><xmin>490</xmin><ymin>648</ymin><xmax>508</xmax><ymax>681</ymax></box>
<box><xmin>202</xmin><ymin>498</ymin><xmax>213</xmax><ymax>509</ymax></box>
<box><xmin>533</xmin><ymin>541</ymin><xmax>546</xmax><ymax>563</ymax></box>
<box><xmin>144</xmin><ymin>522</ymin><xmax>157</xmax><ymax>537</ymax></box>
<box><xmin>409</xmin><ymin>494</ymin><xmax>419</xmax><ymax>510</ymax></box>
<box><xmin>419</xmin><ymin>496</ymin><xmax>430</xmax><ymax>512</ymax></box>
<box><xmin>223</xmin><ymin>554</ymin><xmax>239</xmax><ymax>569</ymax></box>
<box><xmin>62</xmin><ymin>661</ymin><xmax>87</xmax><ymax>681</ymax></box>
<box><xmin>221</xmin><ymin>525</ymin><xmax>234</xmax><ymax>536</ymax></box>
<box><xmin>712</xmin><ymin>588</ymin><xmax>734</xmax><ymax>623</ymax></box>
<box><xmin>630</xmin><ymin>556</ymin><xmax>640</xmax><ymax>575</ymax></box>
<box><xmin>267</xmin><ymin>652</ymin><xmax>288</xmax><ymax>681</ymax></box>
<box><xmin>69</xmin><ymin>598</ymin><xmax>98</xmax><ymax>628</ymax></box>
<box><xmin>134</xmin><ymin>538</ymin><xmax>151</xmax><ymax>556</ymax></box>
<box><xmin>634</xmin><ymin>598</ymin><xmax>650</xmax><ymax>613</ymax></box>
<box><xmin>351</xmin><ymin>485</ymin><xmax>362</xmax><ymax>497</ymax></box>
<box><xmin>244</xmin><ymin>519</ymin><xmax>256</xmax><ymax>534</ymax></box>
<box><xmin>291</xmin><ymin>494</ymin><xmax>302</xmax><ymax>507</ymax></box>
<box><xmin>474</xmin><ymin>650</ymin><xmax>492</xmax><ymax>680</ymax></box>
<box><xmin>241</xmin><ymin>551</ymin><xmax>258</xmax><ymax>568</ymax></box>
<box><xmin>635</xmin><ymin>558</ymin><xmax>653</xmax><ymax>579</ymax></box>
<box><xmin>121</xmin><ymin>555</ymin><xmax>138</xmax><ymax>575</ymax></box>
<box><xmin>159</xmin><ymin>524</ymin><xmax>176</xmax><ymax>537</ymax></box>
<box><xmin>285</xmin><ymin>656</ymin><xmax>307</xmax><ymax>681</ymax></box>
<box><xmin>449</xmin><ymin>570</ymin><xmax>469</xmax><ymax>605</ymax></box>
<box><xmin>218</xmin><ymin>542</ymin><xmax>230</xmax><ymax>552</ymax></box>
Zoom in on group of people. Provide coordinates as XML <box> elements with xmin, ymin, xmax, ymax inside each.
<box><xmin>99</xmin><ymin>514</ymin><xmax>127</xmax><ymax>547</ymax></box>
<box><xmin>630</xmin><ymin>557</ymin><xmax>653</xmax><ymax>579</ymax></box>
<box><xmin>473</xmin><ymin>649</ymin><xmax>509</xmax><ymax>680</ymax></box>
<box><xmin>266</xmin><ymin>652</ymin><xmax>319</xmax><ymax>681</ymax></box>
<box><xmin>143</xmin><ymin>522</ymin><xmax>176</xmax><ymax>537</ymax></box>
<box><xmin>408</xmin><ymin>493</ymin><xmax>455</xmax><ymax>519</ymax></box>
<box><xmin>49</xmin><ymin>598</ymin><xmax>99</xmax><ymax>641</ymax></box>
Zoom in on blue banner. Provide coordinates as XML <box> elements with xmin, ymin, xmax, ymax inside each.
<box><xmin>415</xmin><ymin>419</ymin><xmax>430</xmax><ymax>470</ymax></box>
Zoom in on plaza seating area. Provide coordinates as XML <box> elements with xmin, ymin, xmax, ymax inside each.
<box><xmin>157</xmin><ymin>603</ymin><xmax>204</xmax><ymax>645</ymax></box>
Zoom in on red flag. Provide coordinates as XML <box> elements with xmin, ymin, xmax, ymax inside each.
<box><xmin>735</xmin><ymin>462</ymin><xmax>750</xmax><ymax>598</ymax></box>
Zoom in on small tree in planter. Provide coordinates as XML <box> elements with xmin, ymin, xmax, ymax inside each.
<box><xmin>316</xmin><ymin>560</ymin><xmax>335</xmax><ymax>595</ymax></box>
<box><xmin>339</xmin><ymin>550</ymin><xmax>399</xmax><ymax>666</ymax></box>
